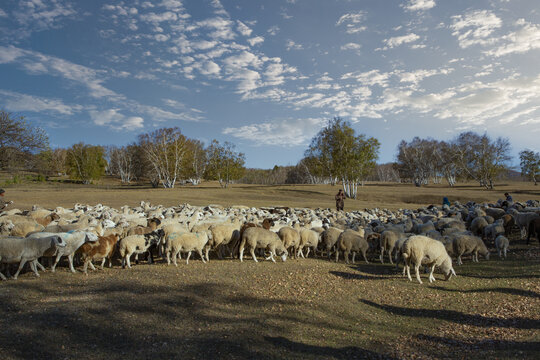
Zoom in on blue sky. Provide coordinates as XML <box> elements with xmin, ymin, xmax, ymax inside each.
<box><xmin>1</xmin><ymin>0</ymin><xmax>539</xmax><ymax>168</ymax></box>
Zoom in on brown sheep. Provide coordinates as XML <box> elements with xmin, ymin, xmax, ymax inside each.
<box><xmin>77</xmin><ymin>234</ymin><xmax>120</xmax><ymax>275</ymax></box>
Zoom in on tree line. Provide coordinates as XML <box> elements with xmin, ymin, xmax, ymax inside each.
<box><xmin>1</xmin><ymin>110</ymin><xmax>538</xmax><ymax>190</ymax></box>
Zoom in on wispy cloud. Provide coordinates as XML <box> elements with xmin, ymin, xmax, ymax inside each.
<box><xmin>0</xmin><ymin>89</ymin><xmax>83</xmax><ymax>115</ymax></box>
<box><xmin>90</xmin><ymin>109</ymin><xmax>144</xmax><ymax>131</ymax></box>
<box><xmin>402</xmin><ymin>0</ymin><xmax>436</xmax><ymax>12</ymax></box>
<box><xmin>383</xmin><ymin>33</ymin><xmax>420</xmax><ymax>49</ymax></box>
<box><xmin>450</xmin><ymin>10</ymin><xmax>502</xmax><ymax>48</ymax></box>
<box><xmin>336</xmin><ymin>11</ymin><xmax>367</xmax><ymax>34</ymax></box>
<box><xmin>486</xmin><ymin>19</ymin><xmax>540</xmax><ymax>57</ymax></box>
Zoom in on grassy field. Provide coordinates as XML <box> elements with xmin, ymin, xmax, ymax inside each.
<box><xmin>2</xmin><ymin>176</ymin><xmax>540</xmax><ymax>211</ymax></box>
<box><xmin>0</xmin><ymin>179</ymin><xmax>539</xmax><ymax>359</ymax></box>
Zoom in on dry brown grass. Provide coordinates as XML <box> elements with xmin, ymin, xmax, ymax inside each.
<box><xmin>3</xmin><ymin>177</ymin><xmax>540</xmax><ymax>211</ymax></box>
<box><xmin>0</xmin><ymin>178</ymin><xmax>539</xmax><ymax>359</ymax></box>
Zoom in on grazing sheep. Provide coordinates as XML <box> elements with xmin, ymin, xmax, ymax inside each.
<box><xmin>239</xmin><ymin>227</ymin><xmax>287</xmax><ymax>263</ymax></box>
<box><xmin>77</xmin><ymin>234</ymin><xmax>120</xmax><ymax>275</ymax></box>
<box><xmin>165</xmin><ymin>231</ymin><xmax>210</xmax><ymax>265</ymax></box>
<box><xmin>0</xmin><ymin>235</ymin><xmax>66</xmax><ymax>280</ymax></box>
<box><xmin>512</xmin><ymin>212</ymin><xmax>540</xmax><ymax>239</ymax></box>
<box><xmin>402</xmin><ymin>235</ymin><xmax>456</xmax><ymax>284</ymax></box>
<box><xmin>320</xmin><ymin>227</ymin><xmax>343</xmax><ymax>259</ymax></box>
<box><xmin>379</xmin><ymin>230</ymin><xmax>402</xmax><ymax>264</ymax></box>
<box><xmin>470</xmin><ymin>217</ymin><xmax>488</xmax><ymax>237</ymax></box>
<box><xmin>527</xmin><ymin>218</ymin><xmax>540</xmax><ymax>245</ymax></box>
<box><xmin>335</xmin><ymin>229</ymin><xmax>369</xmax><ymax>264</ymax></box>
<box><xmin>413</xmin><ymin>221</ymin><xmax>435</xmax><ymax>234</ymax></box>
<box><xmin>495</xmin><ymin>235</ymin><xmax>509</xmax><ymax>259</ymax></box>
<box><xmin>278</xmin><ymin>226</ymin><xmax>301</xmax><ymax>258</ymax></box>
<box><xmin>452</xmin><ymin>234</ymin><xmax>490</xmax><ymax>265</ymax></box>
<box><xmin>118</xmin><ymin>232</ymin><xmax>162</xmax><ymax>269</ymax></box>
<box><xmin>26</xmin><ymin>230</ymin><xmax>98</xmax><ymax>273</ymax></box>
<box><xmin>207</xmin><ymin>222</ymin><xmax>241</xmax><ymax>260</ymax></box>
<box><xmin>126</xmin><ymin>217</ymin><xmax>161</xmax><ymax>236</ymax></box>
<box><xmin>501</xmin><ymin>214</ymin><xmax>515</xmax><ymax>236</ymax></box>
<box><xmin>297</xmin><ymin>228</ymin><xmax>319</xmax><ymax>258</ymax></box>
<box><xmin>483</xmin><ymin>219</ymin><xmax>505</xmax><ymax>242</ymax></box>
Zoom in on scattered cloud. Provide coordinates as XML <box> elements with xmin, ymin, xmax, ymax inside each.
<box><xmin>450</xmin><ymin>10</ymin><xmax>502</xmax><ymax>48</ymax></box>
<box><xmin>0</xmin><ymin>89</ymin><xmax>82</xmax><ymax>115</ymax></box>
<box><xmin>285</xmin><ymin>39</ymin><xmax>303</xmax><ymax>51</ymax></box>
<box><xmin>402</xmin><ymin>0</ymin><xmax>436</xmax><ymax>12</ymax></box>
<box><xmin>247</xmin><ymin>36</ymin><xmax>264</xmax><ymax>46</ymax></box>
<box><xmin>222</xmin><ymin>118</ymin><xmax>326</xmax><ymax>146</ymax></box>
<box><xmin>340</xmin><ymin>43</ymin><xmax>362</xmax><ymax>51</ymax></box>
<box><xmin>486</xmin><ymin>19</ymin><xmax>540</xmax><ymax>57</ymax></box>
<box><xmin>383</xmin><ymin>33</ymin><xmax>420</xmax><ymax>48</ymax></box>
<box><xmin>90</xmin><ymin>109</ymin><xmax>144</xmax><ymax>130</ymax></box>
<box><xmin>336</xmin><ymin>11</ymin><xmax>367</xmax><ymax>34</ymax></box>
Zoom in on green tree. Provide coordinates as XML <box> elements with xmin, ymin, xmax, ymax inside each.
<box><xmin>65</xmin><ymin>143</ymin><xmax>107</xmax><ymax>184</ymax></box>
<box><xmin>454</xmin><ymin>132</ymin><xmax>511</xmax><ymax>189</ymax></box>
<box><xmin>205</xmin><ymin>140</ymin><xmax>245</xmax><ymax>188</ymax></box>
<box><xmin>0</xmin><ymin>110</ymin><xmax>49</xmax><ymax>170</ymax></box>
<box><xmin>305</xmin><ymin>117</ymin><xmax>380</xmax><ymax>198</ymax></box>
<box><xmin>519</xmin><ymin>149</ymin><xmax>540</xmax><ymax>185</ymax></box>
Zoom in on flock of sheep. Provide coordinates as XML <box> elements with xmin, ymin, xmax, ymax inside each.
<box><xmin>0</xmin><ymin>197</ymin><xmax>539</xmax><ymax>284</ymax></box>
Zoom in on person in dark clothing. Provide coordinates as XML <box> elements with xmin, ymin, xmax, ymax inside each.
<box><xmin>442</xmin><ymin>197</ymin><xmax>450</xmax><ymax>207</ymax></box>
<box><xmin>0</xmin><ymin>189</ymin><xmax>13</xmax><ymax>210</ymax></box>
<box><xmin>335</xmin><ymin>189</ymin><xmax>346</xmax><ymax>211</ymax></box>
<box><xmin>504</xmin><ymin>192</ymin><xmax>513</xmax><ymax>203</ymax></box>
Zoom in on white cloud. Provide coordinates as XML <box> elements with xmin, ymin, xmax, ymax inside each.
<box><xmin>0</xmin><ymin>8</ymin><xmax>7</xmax><ymax>17</ymax></box>
<box><xmin>90</xmin><ymin>109</ymin><xmax>144</xmax><ymax>130</ymax></box>
<box><xmin>341</xmin><ymin>70</ymin><xmax>391</xmax><ymax>87</ymax></box>
<box><xmin>155</xmin><ymin>34</ymin><xmax>170</xmax><ymax>42</ymax></box>
<box><xmin>486</xmin><ymin>19</ymin><xmax>540</xmax><ymax>57</ymax></box>
<box><xmin>0</xmin><ymin>89</ymin><xmax>82</xmax><ymax>115</ymax></box>
<box><xmin>237</xmin><ymin>21</ymin><xmax>252</xmax><ymax>36</ymax></box>
<box><xmin>0</xmin><ymin>45</ymin><xmax>24</xmax><ymax>63</ymax></box>
<box><xmin>247</xmin><ymin>36</ymin><xmax>264</xmax><ymax>46</ymax></box>
<box><xmin>267</xmin><ymin>25</ymin><xmax>280</xmax><ymax>36</ymax></box>
<box><xmin>340</xmin><ymin>43</ymin><xmax>362</xmax><ymax>51</ymax></box>
<box><xmin>222</xmin><ymin>118</ymin><xmax>326</xmax><ymax>146</ymax></box>
<box><xmin>336</xmin><ymin>12</ymin><xmax>367</xmax><ymax>34</ymax></box>
<box><xmin>196</xmin><ymin>17</ymin><xmax>235</xmax><ymax>40</ymax></box>
<box><xmin>451</xmin><ymin>10</ymin><xmax>502</xmax><ymax>48</ymax></box>
<box><xmin>285</xmin><ymin>40</ymin><xmax>303</xmax><ymax>51</ymax></box>
<box><xmin>210</xmin><ymin>0</ymin><xmax>228</xmax><ymax>16</ymax></box>
<box><xmin>13</xmin><ymin>0</ymin><xmax>76</xmax><ymax>36</ymax></box>
<box><xmin>402</xmin><ymin>0</ymin><xmax>436</xmax><ymax>12</ymax></box>
<box><xmin>198</xmin><ymin>61</ymin><xmax>221</xmax><ymax>76</ymax></box>
<box><xmin>383</xmin><ymin>33</ymin><xmax>420</xmax><ymax>48</ymax></box>
<box><xmin>140</xmin><ymin>11</ymin><xmax>178</xmax><ymax>24</ymax></box>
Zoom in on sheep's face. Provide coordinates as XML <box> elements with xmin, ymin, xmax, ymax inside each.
<box><xmin>280</xmin><ymin>252</ymin><xmax>288</xmax><ymax>262</ymax></box>
<box><xmin>86</xmin><ymin>232</ymin><xmax>99</xmax><ymax>242</ymax></box>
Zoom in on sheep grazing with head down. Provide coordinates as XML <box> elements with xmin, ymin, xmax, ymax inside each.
<box><xmin>320</xmin><ymin>227</ymin><xmax>343</xmax><ymax>259</ymax></box>
<box><xmin>452</xmin><ymin>234</ymin><xmax>490</xmax><ymax>265</ymax></box>
<box><xmin>278</xmin><ymin>226</ymin><xmax>301</xmax><ymax>258</ymax></box>
<box><xmin>402</xmin><ymin>235</ymin><xmax>456</xmax><ymax>284</ymax></box>
<box><xmin>118</xmin><ymin>231</ymin><xmax>162</xmax><ymax>269</ymax></box>
<box><xmin>495</xmin><ymin>235</ymin><xmax>509</xmax><ymax>259</ymax></box>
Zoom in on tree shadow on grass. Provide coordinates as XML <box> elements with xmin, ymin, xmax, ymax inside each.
<box><xmin>430</xmin><ymin>286</ymin><xmax>540</xmax><ymax>299</ymax></box>
<box><xmin>415</xmin><ymin>334</ymin><xmax>540</xmax><ymax>354</ymax></box>
<box><xmin>359</xmin><ymin>299</ymin><xmax>540</xmax><ymax>330</ymax></box>
<box><xmin>0</xmin><ymin>280</ymin><xmax>393</xmax><ymax>360</ymax></box>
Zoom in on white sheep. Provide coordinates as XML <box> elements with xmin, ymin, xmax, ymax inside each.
<box><xmin>495</xmin><ymin>235</ymin><xmax>509</xmax><ymax>259</ymax></box>
<box><xmin>0</xmin><ymin>235</ymin><xmax>66</xmax><ymax>280</ymax></box>
<box><xmin>402</xmin><ymin>235</ymin><xmax>456</xmax><ymax>284</ymax></box>
<box><xmin>165</xmin><ymin>231</ymin><xmax>210</xmax><ymax>265</ymax></box>
<box><xmin>452</xmin><ymin>234</ymin><xmax>490</xmax><ymax>265</ymax></box>
<box><xmin>239</xmin><ymin>227</ymin><xmax>287</xmax><ymax>263</ymax></box>
<box><xmin>118</xmin><ymin>232</ymin><xmax>161</xmax><ymax>269</ymax></box>
<box><xmin>335</xmin><ymin>229</ymin><xmax>369</xmax><ymax>264</ymax></box>
<box><xmin>26</xmin><ymin>230</ymin><xmax>98</xmax><ymax>273</ymax></box>
<box><xmin>278</xmin><ymin>226</ymin><xmax>301</xmax><ymax>258</ymax></box>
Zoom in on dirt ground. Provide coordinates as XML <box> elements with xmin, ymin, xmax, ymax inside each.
<box><xmin>0</xmin><ymin>180</ymin><xmax>539</xmax><ymax>359</ymax></box>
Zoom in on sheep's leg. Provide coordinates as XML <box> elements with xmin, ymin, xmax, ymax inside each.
<box><xmin>126</xmin><ymin>255</ymin><xmax>132</xmax><ymax>269</ymax></box>
<box><xmin>100</xmin><ymin>258</ymin><xmax>106</xmax><ymax>270</ymax></box>
<box><xmin>428</xmin><ymin>265</ymin><xmax>436</xmax><ymax>283</ymax></box>
<box><xmin>498</xmin><ymin>249</ymin><xmax>502</xmax><ymax>259</ymax></box>
<box><xmin>414</xmin><ymin>265</ymin><xmax>423</xmax><ymax>284</ymax></box>
<box><xmin>298</xmin><ymin>247</ymin><xmax>305</xmax><ymax>259</ymax></box>
<box><xmin>88</xmin><ymin>262</ymin><xmax>96</xmax><ymax>271</ymax></box>
<box><xmin>250</xmin><ymin>248</ymin><xmax>258</xmax><ymax>263</ymax></box>
<box><xmin>186</xmin><ymin>251</ymin><xmax>191</xmax><ymax>265</ymax></box>
<box><xmin>335</xmin><ymin>249</ymin><xmax>339</xmax><ymax>263</ymax></box>
<box><xmin>68</xmin><ymin>254</ymin><xmax>76</xmax><ymax>273</ymax></box>
<box><xmin>345</xmin><ymin>250</ymin><xmax>350</xmax><ymax>264</ymax></box>
<box><xmin>406</xmin><ymin>263</ymin><xmax>412</xmax><ymax>282</ymax></box>
<box><xmin>362</xmin><ymin>250</ymin><xmax>369</xmax><ymax>264</ymax></box>
<box><xmin>305</xmin><ymin>247</ymin><xmax>311</xmax><ymax>258</ymax></box>
<box><xmin>503</xmin><ymin>248</ymin><xmax>507</xmax><ymax>259</ymax></box>
<box><xmin>51</xmin><ymin>253</ymin><xmax>62</xmax><ymax>272</ymax></box>
<box><xmin>83</xmin><ymin>260</ymin><xmax>89</xmax><ymax>275</ymax></box>
<box><xmin>388</xmin><ymin>247</ymin><xmax>394</xmax><ymax>265</ymax></box>
<box><xmin>379</xmin><ymin>248</ymin><xmax>384</xmax><ymax>263</ymax></box>
<box><xmin>13</xmin><ymin>259</ymin><xmax>28</xmax><ymax>280</ymax></box>
<box><xmin>108</xmin><ymin>255</ymin><xmax>113</xmax><ymax>268</ymax></box>
<box><xmin>30</xmin><ymin>261</ymin><xmax>40</xmax><ymax>277</ymax></box>
<box><xmin>0</xmin><ymin>270</ymin><xmax>6</xmax><ymax>281</ymax></box>
<box><xmin>204</xmin><ymin>246</ymin><xmax>210</xmax><ymax>263</ymax></box>
<box><xmin>197</xmin><ymin>249</ymin><xmax>206</xmax><ymax>263</ymax></box>
<box><xmin>457</xmin><ymin>255</ymin><xmax>462</xmax><ymax>265</ymax></box>
<box><xmin>264</xmin><ymin>247</ymin><xmax>276</xmax><ymax>262</ymax></box>
<box><xmin>166</xmin><ymin>249</ymin><xmax>171</xmax><ymax>265</ymax></box>
<box><xmin>35</xmin><ymin>260</ymin><xmax>46</xmax><ymax>272</ymax></box>
<box><xmin>239</xmin><ymin>246</ymin><xmax>245</xmax><ymax>262</ymax></box>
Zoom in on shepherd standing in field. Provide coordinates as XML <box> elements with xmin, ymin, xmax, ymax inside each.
<box><xmin>335</xmin><ymin>189</ymin><xmax>346</xmax><ymax>211</ymax></box>
<box><xmin>0</xmin><ymin>189</ymin><xmax>13</xmax><ymax>210</ymax></box>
